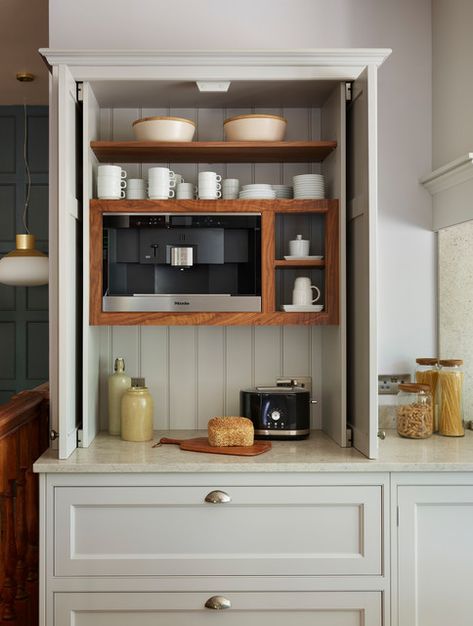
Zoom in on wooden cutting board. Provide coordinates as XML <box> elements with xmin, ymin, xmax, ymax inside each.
<box><xmin>159</xmin><ymin>437</ymin><xmax>272</xmax><ymax>457</ymax></box>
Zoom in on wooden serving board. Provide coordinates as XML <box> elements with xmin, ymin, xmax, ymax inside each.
<box><xmin>159</xmin><ymin>437</ymin><xmax>272</xmax><ymax>457</ymax></box>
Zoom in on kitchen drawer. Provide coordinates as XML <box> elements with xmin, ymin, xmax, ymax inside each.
<box><xmin>54</xmin><ymin>484</ymin><xmax>382</xmax><ymax>576</ymax></box>
<box><xmin>55</xmin><ymin>591</ymin><xmax>382</xmax><ymax>626</ymax></box>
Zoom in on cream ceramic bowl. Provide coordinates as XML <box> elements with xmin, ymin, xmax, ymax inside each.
<box><xmin>223</xmin><ymin>114</ymin><xmax>287</xmax><ymax>141</ymax></box>
<box><xmin>132</xmin><ymin>116</ymin><xmax>196</xmax><ymax>142</ymax></box>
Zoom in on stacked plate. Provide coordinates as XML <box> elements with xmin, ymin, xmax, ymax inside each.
<box><xmin>293</xmin><ymin>174</ymin><xmax>325</xmax><ymax>199</ymax></box>
<box><xmin>271</xmin><ymin>184</ymin><xmax>293</xmax><ymax>199</ymax></box>
<box><xmin>239</xmin><ymin>184</ymin><xmax>276</xmax><ymax>200</ymax></box>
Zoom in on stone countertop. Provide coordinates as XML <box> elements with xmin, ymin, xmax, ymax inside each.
<box><xmin>33</xmin><ymin>429</ymin><xmax>473</xmax><ymax>473</ymax></box>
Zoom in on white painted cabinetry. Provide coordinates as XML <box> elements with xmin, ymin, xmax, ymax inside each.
<box><xmin>40</xmin><ymin>472</ymin><xmax>388</xmax><ymax>626</ymax></box>
<box><xmin>55</xmin><ymin>591</ymin><xmax>382</xmax><ymax>626</ymax></box>
<box><xmin>393</xmin><ymin>475</ymin><xmax>473</xmax><ymax>626</ymax></box>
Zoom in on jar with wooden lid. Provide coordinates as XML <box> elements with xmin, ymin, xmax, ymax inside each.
<box><xmin>121</xmin><ymin>378</ymin><xmax>154</xmax><ymax>442</ymax></box>
<box><xmin>415</xmin><ymin>358</ymin><xmax>439</xmax><ymax>431</ymax></box>
<box><xmin>438</xmin><ymin>359</ymin><xmax>464</xmax><ymax>437</ymax></box>
<box><xmin>397</xmin><ymin>383</ymin><xmax>433</xmax><ymax>439</ymax></box>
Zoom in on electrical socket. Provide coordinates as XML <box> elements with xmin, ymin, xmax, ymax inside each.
<box><xmin>378</xmin><ymin>373</ymin><xmax>411</xmax><ymax>395</ymax></box>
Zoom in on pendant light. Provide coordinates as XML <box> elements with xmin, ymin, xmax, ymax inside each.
<box><xmin>0</xmin><ymin>103</ymin><xmax>48</xmax><ymax>286</ymax></box>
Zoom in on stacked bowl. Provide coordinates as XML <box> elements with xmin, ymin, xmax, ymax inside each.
<box><xmin>293</xmin><ymin>174</ymin><xmax>325</xmax><ymax>199</ymax></box>
<box><xmin>239</xmin><ymin>184</ymin><xmax>276</xmax><ymax>200</ymax></box>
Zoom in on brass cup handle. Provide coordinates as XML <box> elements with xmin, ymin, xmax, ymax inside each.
<box><xmin>204</xmin><ymin>490</ymin><xmax>231</xmax><ymax>504</ymax></box>
<box><xmin>205</xmin><ymin>596</ymin><xmax>231</xmax><ymax>610</ymax></box>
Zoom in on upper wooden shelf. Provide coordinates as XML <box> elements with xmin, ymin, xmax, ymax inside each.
<box><xmin>90</xmin><ymin>140</ymin><xmax>337</xmax><ymax>164</ymax></box>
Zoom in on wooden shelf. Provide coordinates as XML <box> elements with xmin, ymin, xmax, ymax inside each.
<box><xmin>90</xmin><ymin>140</ymin><xmax>337</xmax><ymax>164</ymax></box>
<box><xmin>274</xmin><ymin>259</ymin><xmax>325</xmax><ymax>268</ymax></box>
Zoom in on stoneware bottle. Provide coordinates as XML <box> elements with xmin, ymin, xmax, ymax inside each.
<box><xmin>108</xmin><ymin>357</ymin><xmax>131</xmax><ymax>435</ymax></box>
<box><xmin>121</xmin><ymin>378</ymin><xmax>154</xmax><ymax>442</ymax></box>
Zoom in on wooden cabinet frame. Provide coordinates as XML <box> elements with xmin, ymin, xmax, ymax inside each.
<box><xmin>90</xmin><ymin>199</ymin><xmax>339</xmax><ymax>326</ymax></box>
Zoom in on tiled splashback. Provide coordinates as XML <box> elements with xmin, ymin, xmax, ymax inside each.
<box><xmin>97</xmin><ymin>105</ymin><xmax>325</xmax><ymax>431</ymax></box>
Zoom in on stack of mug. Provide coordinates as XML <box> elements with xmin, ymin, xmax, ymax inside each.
<box><xmin>148</xmin><ymin>167</ymin><xmax>176</xmax><ymax>199</ymax></box>
<box><xmin>197</xmin><ymin>171</ymin><xmax>221</xmax><ymax>200</ymax></box>
<box><xmin>176</xmin><ymin>182</ymin><xmax>195</xmax><ymax>199</ymax></box>
<box><xmin>97</xmin><ymin>165</ymin><xmax>127</xmax><ymax>199</ymax></box>
<box><xmin>126</xmin><ymin>178</ymin><xmax>146</xmax><ymax>200</ymax></box>
<box><xmin>222</xmin><ymin>178</ymin><xmax>240</xmax><ymax>199</ymax></box>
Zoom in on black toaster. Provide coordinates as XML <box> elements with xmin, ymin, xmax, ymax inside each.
<box><xmin>240</xmin><ymin>386</ymin><xmax>310</xmax><ymax>440</ymax></box>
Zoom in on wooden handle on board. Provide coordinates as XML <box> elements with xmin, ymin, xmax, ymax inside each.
<box><xmin>159</xmin><ymin>437</ymin><xmax>185</xmax><ymax>445</ymax></box>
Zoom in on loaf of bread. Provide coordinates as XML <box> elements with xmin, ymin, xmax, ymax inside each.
<box><xmin>208</xmin><ymin>417</ymin><xmax>254</xmax><ymax>447</ymax></box>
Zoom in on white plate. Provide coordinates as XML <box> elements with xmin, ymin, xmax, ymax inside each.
<box><xmin>284</xmin><ymin>255</ymin><xmax>324</xmax><ymax>260</ymax></box>
<box><xmin>282</xmin><ymin>304</ymin><xmax>324</xmax><ymax>312</ymax></box>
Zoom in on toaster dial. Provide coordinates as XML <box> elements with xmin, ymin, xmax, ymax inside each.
<box><xmin>270</xmin><ymin>410</ymin><xmax>281</xmax><ymax>421</ymax></box>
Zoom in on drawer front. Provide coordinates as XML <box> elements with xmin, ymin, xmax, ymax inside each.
<box><xmin>55</xmin><ymin>591</ymin><xmax>382</xmax><ymax>626</ymax></box>
<box><xmin>54</xmin><ymin>485</ymin><xmax>382</xmax><ymax>577</ymax></box>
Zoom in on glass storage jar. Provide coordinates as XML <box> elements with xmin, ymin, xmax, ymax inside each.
<box><xmin>415</xmin><ymin>358</ymin><xmax>439</xmax><ymax>431</ymax></box>
<box><xmin>438</xmin><ymin>359</ymin><xmax>464</xmax><ymax>437</ymax></box>
<box><xmin>121</xmin><ymin>377</ymin><xmax>154</xmax><ymax>442</ymax></box>
<box><xmin>397</xmin><ymin>383</ymin><xmax>433</xmax><ymax>439</ymax></box>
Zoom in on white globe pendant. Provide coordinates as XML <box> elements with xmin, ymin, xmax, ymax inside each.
<box><xmin>0</xmin><ymin>234</ymin><xmax>49</xmax><ymax>287</ymax></box>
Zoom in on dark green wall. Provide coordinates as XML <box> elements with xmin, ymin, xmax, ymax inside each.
<box><xmin>0</xmin><ymin>106</ymin><xmax>49</xmax><ymax>403</ymax></box>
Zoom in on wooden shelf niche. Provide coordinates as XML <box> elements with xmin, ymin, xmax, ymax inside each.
<box><xmin>89</xmin><ymin>199</ymin><xmax>339</xmax><ymax>326</ymax></box>
<box><xmin>90</xmin><ymin>140</ymin><xmax>337</xmax><ymax>164</ymax></box>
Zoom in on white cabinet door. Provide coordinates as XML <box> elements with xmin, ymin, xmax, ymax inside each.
<box><xmin>56</xmin><ymin>65</ymin><xmax>81</xmax><ymax>459</ymax></box>
<box><xmin>54</xmin><ymin>591</ymin><xmax>382</xmax><ymax>626</ymax></box>
<box><xmin>54</xmin><ymin>484</ymin><xmax>382</xmax><ymax>577</ymax></box>
<box><xmin>397</xmin><ymin>485</ymin><xmax>473</xmax><ymax>626</ymax></box>
<box><xmin>347</xmin><ymin>66</ymin><xmax>379</xmax><ymax>459</ymax></box>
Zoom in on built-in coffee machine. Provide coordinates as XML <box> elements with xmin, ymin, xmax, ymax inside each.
<box><xmin>102</xmin><ymin>213</ymin><xmax>261</xmax><ymax>312</ymax></box>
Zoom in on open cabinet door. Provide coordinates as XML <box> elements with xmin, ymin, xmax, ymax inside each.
<box><xmin>81</xmin><ymin>82</ymin><xmax>100</xmax><ymax>447</ymax></box>
<box><xmin>53</xmin><ymin>65</ymin><xmax>81</xmax><ymax>459</ymax></box>
<box><xmin>347</xmin><ymin>66</ymin><xmax>378</xmax><ymax>459</ymax></box>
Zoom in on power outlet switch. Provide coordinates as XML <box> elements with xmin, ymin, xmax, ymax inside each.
<box><xmin>378</xmin><ymin>373</ymin><xmax>411</xmax><ymax>395</ymax></box>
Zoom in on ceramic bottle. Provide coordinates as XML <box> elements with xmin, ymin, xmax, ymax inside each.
<box><xmin>108</xmin><ymin>357</ymin><xmax>131</xmax><ymax>435</ymax></box>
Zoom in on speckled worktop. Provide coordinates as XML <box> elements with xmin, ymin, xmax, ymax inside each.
<box><xmin>33</xmin><ymin>429</ymin><xmax>473</xmax><ymax>473</ymax></box>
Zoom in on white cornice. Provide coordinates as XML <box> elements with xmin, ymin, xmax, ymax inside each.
<box><xmin>39</xmin><ymin>48</ymin><xmax>392</xmax><ymax>68</ymax></box>
<box><xmin>420</xmin><ymin>153</ymin><xmax>473</xmax><ymax>195</ymax></box>
<box><xmin>420</xmin><ymin>154</ymin><xmax>473</xmax><ymax>231</ymax></box>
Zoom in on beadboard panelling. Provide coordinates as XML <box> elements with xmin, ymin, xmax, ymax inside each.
<box><xmin>98</xmin><ymin>104</ymin><xmax>325</xmax><ymax>431</ymax></box>
<box><xmin>196</xmin><ymin>327</ymin><xmax>225</xmax><ymax>427</ymax></box>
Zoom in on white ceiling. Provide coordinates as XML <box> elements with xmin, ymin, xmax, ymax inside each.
<box><xmin>0</xmin><ymin>0</ymin><xmax>49</xmax><ymax>105</ymax></box>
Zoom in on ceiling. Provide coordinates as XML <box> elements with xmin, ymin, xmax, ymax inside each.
<box><xmin>0</xmin><ymin>0</ymin><xmax>49</xmax><ymax>104</ymax></box>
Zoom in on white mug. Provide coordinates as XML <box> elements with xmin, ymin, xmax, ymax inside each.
<box><xmin>148</xmin><ymin>188</ymin><xmax>175</xmax><ymax>199</ymax></box>
<box><xmin>98</xmin><ymin>165</ymin><xmax>127</xmax><ymax>178</ymax></box>
<box><xmin>198</xmin><ymin>189</ymin><xmax>221</xmax><ymax>199</ymax></box>
<box><xmin>98</xmin><ymin>188</ymin><xmax>126</xmax><ymax>200</ymax></box>
<box><xmin>292</xmin><ymin>277</ymin><xmax>320</xmax><ymax>305</ymax></box>
<box><xmin>126</xmin><ymin>189</ymin><xmax>147</xmax><ymax>199</ymax></box>
<box><xmin>289</xmin><ymin>235</ymin><xmax>310</xmax><ymax>257</ymax></box>
<box><xmin>127</xmin><ymin>178</ymin><xmax>146</xmax><ymax>188</ymax></box>
<box><xmin>199</xmin><ymin>171</ymin><xmax>222</xmax><ymax>183</ymax></box>
<box><xmin>176</xmin><ymin>182</ymin><xmax>195</xmax><ymax>199</ymax></box>
<box><xmin>148</xmin><ymin>167</ymin><xmax>175</xmax><ymax>179</ymax></box>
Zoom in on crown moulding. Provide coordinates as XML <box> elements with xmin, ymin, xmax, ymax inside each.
<box><xmin>420</xmin><ymin>153</ymin><xmax>473</xmax><ymax>231</ymax></box>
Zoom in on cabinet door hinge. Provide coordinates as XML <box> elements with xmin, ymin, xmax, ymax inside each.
<box><xmin>76</xmin><ymin>82</ymin><xmax>84</xmax><ymax>102</ymax></box>
<box><xmin>346</xmin><ymin>426</ymin><xmax>353</xmax><ymax>447</ymax></box>
<box><xmin>77</xmin><ymin>429</ymin><xmax>84</xmax><ymax>448</ymax></box>
<box><xmin>345</xmin><ymin>82</ymin><xmax>352</xmax><ymax>101</ymax></box>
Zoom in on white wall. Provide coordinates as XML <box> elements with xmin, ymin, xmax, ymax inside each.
<box><xmin>433</xmin><ymin>0</ymin><xmax>473</xmax><ymax>169</ymax></box>
<box><xmin>49</xmin><ymin>0</ymin><xmax>434</xmax><ymax>375</ymax></box>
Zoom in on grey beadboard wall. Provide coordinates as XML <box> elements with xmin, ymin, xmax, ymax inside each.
<box><xmin>97</xmin><ymin>105</ymin><xmax>326</xmax><ymax>431</ymax></box>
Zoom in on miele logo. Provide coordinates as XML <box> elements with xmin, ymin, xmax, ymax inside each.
<box><xmin>174</xmin><ymin>300</ymin><xmax>190</xmax><ymax>305</ymax></box>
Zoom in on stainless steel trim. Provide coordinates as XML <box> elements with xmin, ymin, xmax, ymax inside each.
<box><xmin>107</xmin><ymin>212</ymin><xmax>261</xmax><ymax>217</ymax></box>
<box><xmin>204</xmin><ymin>490</ymin><xmax>231</xmax><ymax>504</ymax></box>
<box><xmin>103</xmin><ymin>295</ymin><xmax>261</xmax><ymax>312</ymax></box>
<box><xmin>254</xmin><ymin>428</ymin><xmax>310</xmax><ymax>437</ymax></box>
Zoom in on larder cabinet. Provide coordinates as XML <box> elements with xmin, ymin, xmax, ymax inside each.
<box><xmin>42</xmin><ymin>49</ymin><xmax>390</xmax><ymax>461</ymax></box>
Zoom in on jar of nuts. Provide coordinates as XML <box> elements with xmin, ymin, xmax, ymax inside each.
<box><xmin>397</xmin><ymin>383</ymin><xmax>433</xmax><ymax>439</ymax></box>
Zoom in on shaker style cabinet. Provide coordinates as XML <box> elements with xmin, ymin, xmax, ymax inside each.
<box><xmin>393</xmin><ymin>475</ymin><xmax>473</xmax><ymax>626</ymax></box>
<box><xmin>42</xmin><ymin>49</ymin><xmax>390</xmax><ymax>461</ymax></box>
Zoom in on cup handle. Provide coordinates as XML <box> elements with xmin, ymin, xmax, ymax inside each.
<box><xmin>121</xmin><ymin>170</ymin><xmax>127</xmax><ymax>178</ymax></box>
<box><xmin>120</xmin><ymin>179</ymin><xmax>127</xmax><ymax>188</ymax></box>
<box><xmin>168</xmin><ymin>189</ymin><xmax>175</xmax><ymax>198</ymax></box>
<box><xmin>120</xmin><ymin>190</ymin><xmax>126</xmax><ymax>199</ymax></box>
<box><xmin>311</xmin><ymin>286</ymin><xmax>321</xmax><ymax>303</ymax></box>
<box><xmin>216</xmin><ymin>190</ymin><xmax>222</xmax><ymax>198</ymax></box>
<box><xmin>215</xmin><ymin>175</ymin><xmax>222</xmax><ymax>182</ymax></box>
<box><xmin>169</xmin><ymin>178</ymin><xmax>176</xmax><ymax>188</ymax></box>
